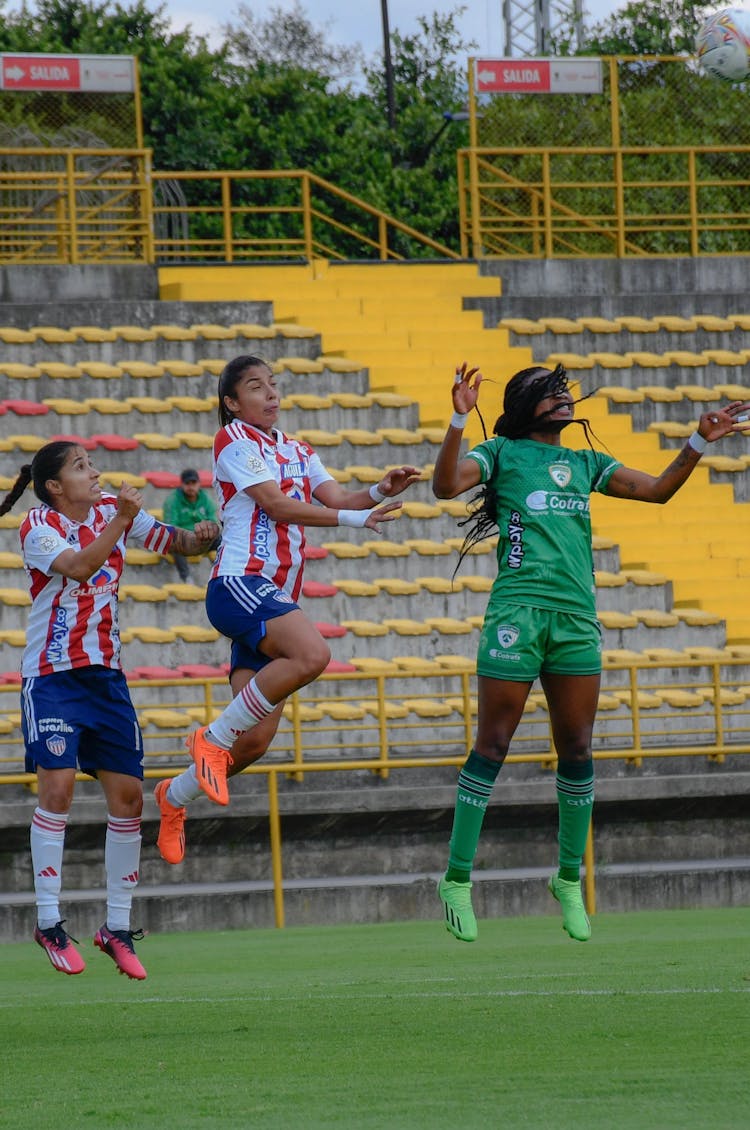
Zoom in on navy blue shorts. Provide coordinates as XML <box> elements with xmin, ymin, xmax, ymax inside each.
<box><xmin>21</xmin><ymin>666</ymin><xmax>144</xmax><ymax>778</ymax></box>
<box><xmin>206</xmin><ymin>575</ymin><xmax>299</xmax><ymax>674</ymax></box>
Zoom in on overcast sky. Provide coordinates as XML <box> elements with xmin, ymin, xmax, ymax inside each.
<box><xmin>164</xmin><ymin>0</ymin><xmax>628</xmax><ymax>55</ymax></box>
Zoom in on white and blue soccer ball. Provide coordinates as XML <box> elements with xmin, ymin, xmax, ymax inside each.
<box><xmin>696</xmin><ymin>7</ymin><xmax>750</xmax><ymax>83</ymax></box>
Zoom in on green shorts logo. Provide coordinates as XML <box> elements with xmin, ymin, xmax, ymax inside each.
<box><xmin>497</xmin><ymin>624</ymin><xmax>520</xmax><ymax>648</ymax></box>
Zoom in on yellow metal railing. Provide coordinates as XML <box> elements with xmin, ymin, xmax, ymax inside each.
<box><xmin>0</xmin><ymin>147</ymin><xmax>153</xmax><ymax>264</ymax></box>
<box><xmin>150</xmin><ymin>168</ymin><xmax>460</xmax><ymax>263</ymax></box>
<box><xmin>1</xmin><ymin>657</ymin><xmax>749</xmax><ymax>926</ymax></box>
<box><xmin>457</xmin><ymin>145</ymin><xmax>750</xmax><ymax>258</ymax></box>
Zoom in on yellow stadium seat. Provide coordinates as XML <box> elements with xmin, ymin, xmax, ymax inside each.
<box><xmin>598</xmin><ymin>611</ymin><xmax>638</xmax><ymax>629</ymax></box>
<box><xmin>373</xmin><ymin>578</ymin><xmax>420</xmax><ymax>595</ymax></box>
<box><xmin>391</xmin><ymin>657</ymin><xmax>443</xmax><ymax>672</ymax></box>
<box><xmin>125</xmin><ymin>548</ymin><xmax>161</xmax><ymax>566</ymax></box>
<box><xmin>282</xmin><ymin>702</ymin><xmax>325</xmax><ymax>722</ymax></box>
<box><xmin>538</xmin><ymin>317</ymin><xmax>583</xmax><ymax>334</ymax></box>
<box><xmin>433</xmin><ymin>655</ymin><xmax>475</xmax><ymax>672</ymax></box>
<box><xmin>321</xmin><ymin>702</ymin><xmax>367</xmax><ymax>721</ymax></box>
<box><xmin>359</xmin><ymin>699</ymin><xmax>410</xmax><ymax>719</ymax></box>
<box><xmin>436</xmin><ymin>499</ymin><xmax>469</xmax><ymax>518</ymax></box>
<box><xmin>613</xmin><ymin>316</ymin><xmax>660</xmax><ymax>332</ymax></box>
<box><xmin>701</xmin><ymin>350</ymin><xmax>747</xmax><ymax>366</ymax></box>
<box><xmin>401</xmin><ymin>501</ymin><xmax>442</xmax><ymax>518</ymax></box>
<box><xmin>404</xmin><ymin>539</ymin><xmax>452</xmax><ymax>556</ymax></box>
<box><xmin>118</xmin><ymin>361</ymin><xmax>165</xmax><ymax>379</ymax></box>
<box><xmin>347</xmin><ymin>657</ymin><xmax>400</xmax><ymax>674</ymax></box>
<box><xmin>647</xmin><ymin>422</ymin><xmax>692</xmax><ymax>439</ymax></box>
<box><xmin>674</xmin><ymin>385</ymin><xmax>720</xmax><ymax>402</ymax></box>
<box><xmin>140</xmin><ymin>708</ymin><xmax>193</xmax><ymax>728</ymax></box>
<box><xmin>161</xmin><ymin>583</ymin><xmax>206</xmax><ymax>600</ymax></box>
<box><xmin>133</xmin><ymin>433</ymin><xmax>182</xmax><ymax>450</ymax></box>
<box><xmin>0</xmin><ymin>327</ymin><xmax>35</xmax><ymax>343</ymax></box>
<box><xmin>621</xmin><ymin>569</ymin><xmax>669</xmax><ymax>586</ymax></box>
<box><xmin>578</xmin><ymin>317</ymin><xmax>622</xmax><ymax>333</ymax></box>
<box><xmin>588</xmin><ymin>353</ymin><xmax>633</xmax><ymax>368</ymax></box>
<box><xmin>30</xmin><ymin>325</ymin><xmax>77</xmax><ymax>343</ymax></box>
<box><xmin>362</xmin><ymin>540</ymin><xmax>411</xmax><ymax>558</ymax></box>
<box><xmin>295</xmin><ymin>430</ymin><xmax>342</xmax><ymax>446</ymax></box>
<box><xmin>676</xmin><ymin>608</ymin><xmax>723</xmax><ymax>626</ymax></box>
<box><xmin>338</xmin><ymin>429</ymin><xmax>383</xmax><ymax>446</ymax></box>
<box><xmin>197</xmin><ymin>359</ymin><xmax>228</xmax><ymax>376</ymax></box>
<box><xmin>110</xmin><ymin>325</ymin><xmax>157</xmax><ymax>341</ymax></box>
<box><xmin>0</xmin><ymin>588</ymin><xmax>31</xmax><ymax>606</ymax></box>
<box><xmin>640</xmin><ymin>385</ymin><xmax>683</xmax><ymax>402</ymax></box>
<box><xmin>416</xmin><ymin>575</ymin><xmax>459</xmax><ymax>593</ymax></box>
<box><xmin>498</xmin><ymin>318</ymin><xmax>546</xmax><ymax>334</ymax></box>
<box><xmin>151</xmin><ymin>324</ymin><xmax>198</xmax><ymax>341</ymax></box>
<box><xmin>0</xmin><ymin>629</ymin><xmax>25</xmax><ymax>645</ymax></box>
<box><xmin>119</xmin><ymin>585</ymin><xmax>169</xmax><ymax>603</ymax></box>
<box><xmin>230</xmin><ymin>323</ymin><xmax>277</xmax><ymax>339</ymax></box>
<box><xmin>653</xmin><ymin>315</ymin><xmax>698</xmax><ymax>332</ymax></box>
<box><xmin>172</xmin><ymin>625</ymin><xmax>220</xmax><ymax>642</ymax></box>
<box><xmin>611</xmin><ymin>689</ymin><xmax>664</xmax><ymax>708</ymax></box>
<box><xmin>274</xmin><ymin>357</ymin><xmax>325</xmax><ymax>374</ymax></box>
<box><xmin>625</xmin><ymin>352</ymin><xmax>669</xmax><ymax>367</ymax></box>
<box><xmin>333</xmin><ymin>579</ymin><xmax>380</xmax><ymax>596</ymax></box>
<box><xmin>100</xmin><ymin>472</ymin><xmax>146</xmax><ymax>488</ymax></box>
<box><xmin>595</xmin><ymin>571</ymin><xmax>627</xmax><ymax>588</ymax></box>
<box><xmin>281</xmin><ymin>394</ymin><xmax>333</xmax><ymax>410</ymax></box>
<box><xmin>272</xmin><ymin>323</ymin><xmax>319</xmax><ymax>338</ymax></box>
<box><xmin>120</xmin><ymin>626</ymin><xmax>174</xmax><ymax>642</ymax></box>
<box><xmin>190</xmin><ymin>323</ymin><xmax>238</xmax><ymax>340</ymax></box>
<box><xmin>162</xmin><ymin>361</ymin><xmax>204</xmax><ymax>378</ymax></box>
<box><xmin>458</xmin><ymin>575</ymin><xmax>492</xmax><ymax>593</ymax></box>
<box><xmin>0</xmin><ymin>363</ymin><xmax>40</xmax><ymax>379</ymax></box>
<box><xmin>659</xmin><ymin>689</ymin><xmax>705</xmax><ymax>708</ymax></box>
<box><xmin>663</xmin><ymin>351</ymin><xmax>709</xmax><ymax>367</ymax></box>
<box><xmin>0</xmin><ymin>551</ymin><xmax>24</xmax><ymax>568</ymax></box>
<box><xmin>402</xmin><ymin>698</ymin><xmax>454</xmax><ymax>718</ymax></box>
<box><xmin>318</xmin><ymin>356</ymin><xmax>366</xmax><ymax>373</ymax></box>
<box><xmin>5</xmin><ymin>434</ymin><xmax>44</xmax><ymax>452</ymax></box>
<box><xmin>85</xmin><ymin>397</ymin><xmax>132</xmax><ymax>414</ymax></box>
<box><xmin>126</xmin><ymin>397</ymin><xmax>173</xmax><ymax>413</ymax></box>
<box><xmin>597</xmin><ymin>693</ymin><xmax>623</xmax><ymax>710</ymax></box>
<box><xmin>424</xmin><ymin>617</ymin><xmax>473</xmax><ymax>634</ymax></box>
<box><xmin>691</xmin><ymin>315</ymin><xmax>734</xmax><ymax>331</ymax></box>
<box><xmin>330</xmin><ymin>393</ymin><xmax>375</xmax><ymax>409</ymax></box>
<box><xmin>382</xmin><ymin>619</ymin><xmax>432</xmax><ymax>636</ymax></box>
<box><xmin>173</xmin><ymin>432</ymin><xmax>213</xmax><ymax>449</ymax></box>
<box><xmin>166</xmin><ymin>395</ymin><xmax>216</xmax><ymax>411</ymax></box>
<box><xmin>320</xmin><ymin>542</ymin><xmax>370</xmax><ymax>560</ymax></box>
<box><xmin>631</xmin><ymin>609</ymin><xmax>680</xmax><ymax>628</ymax></box>
<box><xmin>346</xmin><ymin>465</ymin><xmax>383</xmax><ymax>482</ymax></box>
<box><xmin>43</xmin><ymin>399</ymin><xmax>91</xmax><ymax>415</ymax></box>
<box><xmin>595</xmin><ymin>387</ymin><xmax>645</xmax><ymax>404</ymax></box>
<box><xmin>76</xmin><ymin>362</ymin><xmax>122</xmax><ymax>379</ymax></box>
<box><xmin>340</xmin><ymin>620</ymin><xmax>390</xmax><ymax>636</ymax></box>
<box><xmin>542</xmin><ymin>353</ymin><xmax>595</xmax><ymax>370</ymax></box>
<box><xmin>69</xmin><ymin>325</ymin><xmax>119</xmax><ymax>342</ymax></box>
<box><xmin>37</xmin><ymin>362</ymin><xmax>80</xmax><ymax>379</ymax></box>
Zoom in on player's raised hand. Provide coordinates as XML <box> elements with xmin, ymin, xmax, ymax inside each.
<box><xmin>377</xmin><ymin>466</ymin><xmax>422</xmax><ymax>497</ymax></box>
<box><xmin>452</xmin><ymin>361</ymin><xmax>482</xmax><ymax>415</ymax></box>
<box><xmin>363</xmin><ymin>500</ymin><xmax>403</xmax><ymax>534</ymax></box>
<box><xmin>700</xmin><ymin>401</ymin><xmax>750</xmax><ymax>442</ymax></box>
<box><xmin>116</xmin><ymin>483</ymin><xmax>143</xmax><ymax>521</ymax></box>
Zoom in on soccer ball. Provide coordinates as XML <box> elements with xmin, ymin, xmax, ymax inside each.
<box><xmin>696</xmin><ymin>8</ymin><xmax>750</xmax><ymax>83</ymax></box>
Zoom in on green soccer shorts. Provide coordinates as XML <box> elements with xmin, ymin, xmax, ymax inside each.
<box><xmin>476</xmin><ymin>602</ymin><xmax>602</xmax><ymax>681</ymax></box>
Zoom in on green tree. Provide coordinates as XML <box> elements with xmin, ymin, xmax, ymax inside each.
<box><xmin>582</xmin><ymin>0</ymin><xmax>712</xmax><ymax>56</ymax></box>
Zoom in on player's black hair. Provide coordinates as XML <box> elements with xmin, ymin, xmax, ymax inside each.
<box><xmin>0</xmin><ymin>439</ymin><xmax>78</xmax><ymax>516</ymax></box>
<box><xmin>217</xmin><ymin>355</ymin><xmax>273</xmax><ymax>427</ymax></box>
<box><xmin>454</xmin><ymin>365</ymin><xmax>599</xmax><ymax>574</ymax></box>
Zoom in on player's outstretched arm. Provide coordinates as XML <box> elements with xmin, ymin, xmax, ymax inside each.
<box><xmin>606</xmin><ymin>401</ymin><xmax>750</xmax><ymax>504</ymax></box>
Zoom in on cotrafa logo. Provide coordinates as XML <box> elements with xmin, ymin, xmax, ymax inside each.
<box><xmin>526</xmin><ymin>491</ymin><xmax>590</xmax><ymax>514</ymax></box>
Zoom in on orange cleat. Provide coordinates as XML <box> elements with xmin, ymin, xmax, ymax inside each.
<box><xmin>154</xmin><ymin>779</ymin><xmax>186</xmax><ymax>864</ymax></box>
<box><xmin>186</xmin><ymin>725</ymin><xmax>233</xmax><ymax>806</ymax></box>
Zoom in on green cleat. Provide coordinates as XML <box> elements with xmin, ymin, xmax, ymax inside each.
<box><xmin>437</xmin><ymin>877</ymin><xmax>478</xmax><ymax>942</ymax></box>
<box><xmin>548</xmin><ymin>874</ymin><xmax>591</xmax><ymax>941</ymax></box>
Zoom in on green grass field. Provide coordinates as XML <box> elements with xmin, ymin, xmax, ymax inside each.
<box><xmin>2</xmin><ymin>908</ymin><xmax>749</xmax><ymax>1129</ymax></box>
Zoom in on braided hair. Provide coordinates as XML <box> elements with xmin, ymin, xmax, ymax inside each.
<box><xmin>217</xmin><ymin>355</ymin><xmax>272</xmax><ymax>427</ymax></box>
<box><xmin>0</xmin><ymin>440</ymin><xmax>78</xmax><ymax>516</ymax></box>
<box><xmin>455</xmin><ymin>365</ymin><xmax>599</xmax><ymax>572</ymax></box>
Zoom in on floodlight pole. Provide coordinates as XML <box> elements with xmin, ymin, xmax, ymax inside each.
<box><xmin>380</xmin><ymin>0</ymin><xmax>396</xmax><ymax>129</ymax></box>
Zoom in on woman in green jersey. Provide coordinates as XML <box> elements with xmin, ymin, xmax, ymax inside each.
<box><xmin>433</xmin><ymin>360</ymin><xmax>750</xmax><ymax>943</ymax></box>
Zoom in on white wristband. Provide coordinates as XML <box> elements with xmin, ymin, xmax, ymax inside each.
<box><xmin>338</xmin><ymin>509</ymin><xmax>370</xmax><ymax>528</ymax></box>
<box><xmin>687</xmin><ymin>431</ymin><xmax>708</xmax><ymax>454</ymax></box>
<box><xmin>368</xmin><ymin>483</ymin><xmax>386</xmax><ymax>503</ymax></box>
<box><xmin>450</xmin><ymin>411</ymin><xmax>469</xmax><ymax>429</ymax></box>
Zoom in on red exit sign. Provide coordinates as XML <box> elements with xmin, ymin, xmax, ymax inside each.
<box><xmin>0</xmin><ymin>53</ymin><xmax>135</xmax><ymax>92</ymax></box>
<box><xmin>476</xmin><ymin>58</ymin><xmax>603</xmax><ymax>94</ymax></box>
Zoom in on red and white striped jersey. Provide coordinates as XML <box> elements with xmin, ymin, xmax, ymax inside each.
<box><xmin>20</xmin><ymin>496</ymin><xmax>174</xmax><ymax>677</ymax></box>
<box><xmin>210</xmin><ymin>420</ymin><xmax>333</xmax><ymax>598</ymax></box>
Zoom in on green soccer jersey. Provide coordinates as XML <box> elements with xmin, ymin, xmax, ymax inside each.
<box><xmin>467</xmin><ymin>435</ymin><xmax>621</xmax><ymax>616</ymax></box>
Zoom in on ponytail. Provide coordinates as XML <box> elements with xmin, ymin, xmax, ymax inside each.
<box><xmin>0</xmin><ymin>464</ymin><xmax>32</xmax><ymax>516</ymax></box>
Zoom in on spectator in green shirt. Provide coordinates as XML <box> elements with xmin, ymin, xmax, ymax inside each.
<box><xmin>163</xmin><ymin>469</ymin><xmax>219</xmax><ymax>583</ymax></box>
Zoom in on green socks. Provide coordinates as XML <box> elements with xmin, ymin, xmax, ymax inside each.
<box><xmin>556</xmin><ymin>759</ymin><xmax>594</xmax><ymax>882</ymax></box>
<box><xmin>445</xmin><ymin>750</ymin><xmax>501</xmax><ymax>882</ymax></box>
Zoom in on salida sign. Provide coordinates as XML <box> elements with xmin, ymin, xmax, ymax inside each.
<box><xmin>475</xmin><ymin>58</ymin><xmax>603</xmax><ymax>95</ymax></box>
<box><xmin>0</xmin><ymin>53</ymin><xmax>135</xmax><ymax>92</ymax></box>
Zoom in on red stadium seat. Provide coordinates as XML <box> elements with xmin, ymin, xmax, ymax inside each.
<box><xmin>315</xmin><ymin>621</ymin><xmax>348</xmax><ymax>638</ymax></box>
<box><xmin>2</xmin><ymin>399</ymin><xmax>49</xmax><ymax>415</ymax></box>
<box><xmin>90</xmin><ymin>434</ymin><xmax>139</xmax><ymax>451</ymax></box>
<box><xmin>48</xmin><ymin>433</ymin><xmax>98</xmax><ymax>450</ymax></box>
<box><xmin>143</xmin><ymin>471</ymin><xmax>181</xmax><ymax>489</ymax></box>
<box><xmin>302</xmin><ymin>581</ymin><xmax>339</xmax><ymax>598</ymax></box>
<box><xmin>176</xmin><ymin>663</ymin><xmax>227</xmax><ymax>678</ymax></box>
<box><xmin>324</xmin><ymin>659</ymin><xmax>358</xmax><ymax>673</ymax></box>
<box><xmin>126</xmin><ymin>665</ymin><xmax>181</xmax><ymax>680</ymax></box>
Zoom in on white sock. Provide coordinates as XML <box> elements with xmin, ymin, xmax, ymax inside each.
<box><xmin>206</xmin><ymin>676</ymin><xmax>274</xmax><ymax>750</ymax></box>
<box><xmin>167</xmin><ymin>764</ymin><xmax>203</xmax><ymax>808</ymax></box>
<box><xmin>105</xmin><ymin>814</ymin><xmax>141</xmax><ymax>932</ymax></box>
<box><xmin>30</xmin><ymin>807</ymin><xmax>68</xmax><ymax>929</ymax></box>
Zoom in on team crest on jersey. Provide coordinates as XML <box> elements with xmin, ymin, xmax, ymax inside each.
<box><xmin>246</xmin><ymin>454</ymin><xmax>267</xmax><ymax>474</ymax></box>
<box><xmin>273</xmin><ymin>591</ymin><xmax>293</xmax><ymax>604</ymax></box>
<box><xmin>45</xmin><ymin>734</ymin><xmax>67</xmax><ymax>757</ymax></box>
<box><xmin>496</xmin><ymin>624</ymin><xmax>520</xmax><ymax>649</ymax></box>
<box><xmin>30</xmin><ymin>533</ymin><xmax>60</xmax><ymax>555</ymax></box>
<box><xmin>549</xmin><ymin>463</ymin><xmax>572</xmax><ymax>488</ymax></box>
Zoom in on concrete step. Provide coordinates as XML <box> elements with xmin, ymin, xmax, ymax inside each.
<box><xmin>3</xmin><ymin>858</ymin><xmax>750</xmax><ymax>943</ymax></box>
